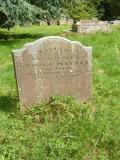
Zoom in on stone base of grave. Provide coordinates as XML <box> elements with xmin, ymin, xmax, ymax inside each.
<box><xmin>72</xmin><ymin>21</ymin><xmax>111</xmax><ymax>34</ymax></box>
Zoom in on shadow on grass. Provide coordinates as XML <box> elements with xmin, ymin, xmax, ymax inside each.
<box><xmin>0</xmin><ymin>32</ymin><xmax>45</xmax><ymax>41</ymax></box>
<box><xmin>0</xmin><ymin>96</ymin><xmax>18</xmax><ymax>112</ymax></box>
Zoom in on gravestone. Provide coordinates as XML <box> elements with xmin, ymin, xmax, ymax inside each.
<box><xmin>73</xmin><ymin>20</ymin><xmax>109</xmax><ymax>33</ymax></box>
<box><xmin>12</xmin><ymin>36</ymin><xmax>92</xmax><ymax>109</ymax></box>
<box><xmin>80</xmin><ymin>19</ymin><xmax>98</xmax><ymax>25</ymax></box>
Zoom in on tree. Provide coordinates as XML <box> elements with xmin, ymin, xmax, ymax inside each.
<box><xmin>0</xmin><ymin>0</ymin><xmax>120</xmax><ymax>29</ymax></box>
<box><xmin>0</xmin><ymin>0</ymin><xmax>64</xmax><ymax>29</ymax></box>
<box><xmin>0</xmin><ymin>0</ymin><xmax>47</xmax><ymax>29</ymax></box>
<box><xmin>89</xmin><ymin>0</ymin><xmax>120</xmax><ymax>20</ymax></box>
<box><xmin>108</xmin><ymin>0</ymin><xmax>120</xmax><ymax>19</ymax></box>
<box><xmin>66</xmin><ymin>0</ymin><xmax>97</xmax><ymax>22</ymax></box>
<box><xmin>28</xmin><ymin>0</ymin><xmax>64</xmax><ymax>25</ymax></box>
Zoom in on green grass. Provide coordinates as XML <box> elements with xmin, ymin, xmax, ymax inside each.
<box><xmin>0</xmin><ymin>25</ymin><xmax>120</xmax><ymax>160</ymax></box>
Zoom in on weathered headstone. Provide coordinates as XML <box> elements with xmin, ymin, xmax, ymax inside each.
<box><xmin>12</xmin><ymin>36</ymin><xmax>92</xmax><ymax>109</ymax></box>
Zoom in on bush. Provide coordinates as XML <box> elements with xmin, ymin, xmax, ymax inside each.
<box><xmin>68</xmin><ymin>1</ymin><xmax>97</xmax><ymax>21</ymax></box>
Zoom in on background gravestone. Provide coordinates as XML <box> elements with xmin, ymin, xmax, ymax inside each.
<box><xmin>12</xmin><ymin>36</ymin><xmax>92</xmax><ymax>110</ymax></box>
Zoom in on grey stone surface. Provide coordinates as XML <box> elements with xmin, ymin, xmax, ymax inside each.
<box><xmin>72</xmin><ymin>20</ymin><xmax>109</xmax><ymax>33</ymax></box>
<box><xmin>112</xmin><ymin>20</ymin><xmax>120</xmax><ymax>25</ymax></box>
<box><xmin>12</xmin><ymin>36</ymin><xmax>92</xmax><ymax>109</ymax></box>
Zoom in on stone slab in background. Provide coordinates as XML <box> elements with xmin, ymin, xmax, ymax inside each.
<box><xmin>72</xmin><ymin>20</ymin><xmax>110</xmax><ymax>33</ymax></box>
<box><xmin>112</xmin><ymin>20</ymin><xmax>120</xmax><ymax>25</ymax></box>
<box><xmin>12</xmin><ymin>36</ymin><xmax>92</xmax><ymax>110</ymax></box>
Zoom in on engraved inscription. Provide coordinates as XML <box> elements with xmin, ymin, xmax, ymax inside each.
<box><xmin>12</xmin><ymin>36</ymin><xmax>92</xmax><ymax>109</ymax></box>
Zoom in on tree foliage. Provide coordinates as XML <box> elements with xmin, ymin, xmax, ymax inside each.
<box><xmin>0</xmin><ymin>0</ymin><xmax>47</xmax><ymax>29</ymax></box>
<box><xmin>66</xmin><ymin>1</ymin><xmax>97</xmax><ymax>21</ymax></box>
<box><xmin>0</xmin><ymin>0</ymin><xmax>120</xmax><ymax>29</ymax></box>
<box><xmin>108</xmin><ymin>0</ymin><xmax>120</xmax><ymax>19</ymax></box>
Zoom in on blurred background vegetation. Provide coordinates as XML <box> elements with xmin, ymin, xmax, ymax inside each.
<box><xmin>0</xmin><ymin>0</ymin><xmax>120</xmax><ymax>29</ymax></box>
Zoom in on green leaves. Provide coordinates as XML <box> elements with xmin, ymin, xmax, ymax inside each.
<box><xmin>67</xmin><ymin>1</ymin><xmax>97</xmax><ymax>21</ymax></box>
<box><xmin>0</xmin><ymin>0</ymin><xmax>68</xmax><ymax>29</ymax></box>
<box><xmin>0</xmin><ymin>0</ymin><xmax>48</xmax><ymax>29</ymax></box>
<box><xmin>0</xmin><ymin>0</ymin><xmax>120</xmax><ymax>29</ymax></box>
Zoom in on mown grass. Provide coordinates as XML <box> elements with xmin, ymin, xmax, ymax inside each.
<box><xmin>0</xmin><ymin>25</ymin><xmax>120</xmax><ymax>160</ymax></box>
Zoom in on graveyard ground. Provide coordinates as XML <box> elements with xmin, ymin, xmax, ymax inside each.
<box><xmin>0</xmin><ymin>25</ymin><xmax>120</xmax><ymax>160</ymax></box>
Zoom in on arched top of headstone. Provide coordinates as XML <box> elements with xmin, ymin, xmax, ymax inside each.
<box><xmin>12</xmin><ymin>36</ymin><xmax>92</xmax><ymax>57</ymax></box>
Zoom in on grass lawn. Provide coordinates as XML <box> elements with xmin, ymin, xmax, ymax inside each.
<box><xmin>0</xmin><ymin>25</ymin><xmax>120</xmax><ymax>160</ymax></box>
